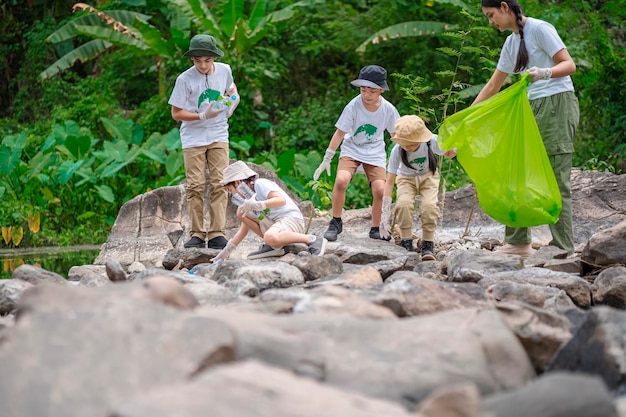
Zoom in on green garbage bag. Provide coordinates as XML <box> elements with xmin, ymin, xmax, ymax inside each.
<box><xmin>438</xmin><ymin>74</ymin><xmax>561</xmax><ymax>227</ymax></box>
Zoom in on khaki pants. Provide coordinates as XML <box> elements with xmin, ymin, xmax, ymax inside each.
<box><xmin>395</xmin><ymin>172</ymin><xmax>440</xmax><ymax>241</ymax></box>
<box><xmin>505</xmin><ymin>91</ymin><xmax>579</xmax><ymax>253</ymax></box>
<box><xmin>183</xmin><ymin>142</ymin><xmax>229</xmax><ymax>240</ymax></box>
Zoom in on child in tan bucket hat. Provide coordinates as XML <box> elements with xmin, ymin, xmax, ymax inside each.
<box><xmin>211</xmin><ymin>161</ymin><xmax>327</xmax><ymax>261</ymax></box>
<box><xmin>380</xmin><ymin>115</ymin><xmax>456</xmax><ymax>261</ymax></box>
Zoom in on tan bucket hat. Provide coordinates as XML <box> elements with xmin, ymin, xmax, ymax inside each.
<box><xmin>392</xmin><ymin>115</ymin><xmax>433</xmax><ymax>147</ymax></box>
<box><xmin>220</xmin><ymin>161</ymin><xmax>258</xmax><ymax>185</ymax></box>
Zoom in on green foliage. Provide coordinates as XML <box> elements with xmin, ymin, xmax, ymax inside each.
<box><xmin>392</xmin><ymin>12</ymin><xmax>495</xmax><ymax>128</ymax></box>
<box><xmin>0</xmin><ymin>116</ymin><xmax>185</xmax><ymax>247</ymax></box>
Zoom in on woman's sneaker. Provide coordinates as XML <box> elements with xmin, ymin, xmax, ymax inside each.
<box><xmin>247</xmin><ymin>244</ymin><xmax>285</xmax><ymax>260</ymax></box>
<box><xmin>308</xmin><ymin>235</ymin><xmax>327</xmax><ymax>256</ymax></box>
<box><xmin>494</xmin><ymin>243</ymin><xmax>533</xmax><ymax>257</ymax></box>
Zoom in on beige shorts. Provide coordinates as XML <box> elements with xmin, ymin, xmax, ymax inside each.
<box><xmin>337</xmin><ymin>157</ymin><xmax>386</xmax><ymax>183</ymax></box>
<box><xmin>266</xmin><ymin>216</ymin><xmax>305</xmax><ymax>235</ymax></box>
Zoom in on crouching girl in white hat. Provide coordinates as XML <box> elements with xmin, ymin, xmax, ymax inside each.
<box><xmin>380</xmin><ymin>115</ymin><xmax>456</xmax><ymax>261</ymax></box>
<box><xmin>212</xmin><ymin>160</ymin><xmax>327</xmax><ymax>261</ymax></box>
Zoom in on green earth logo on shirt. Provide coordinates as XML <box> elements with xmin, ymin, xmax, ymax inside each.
<box><xmin>197</xmin><ymin>88</ymin><xmax>221</xmax><ymax>109</ymax></box>
<box><xmin>353</xmin><ymin>124</ymin><xmax>378</xmax><ymax>145</ymax></box>
<box><xmin>410</xmin><ymin>156</ymin><xmax>427</xmax><ymax>171</ymax></box>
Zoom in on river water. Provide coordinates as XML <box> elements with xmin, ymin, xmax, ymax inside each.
<box><xmin>0</xmin><ymin>245</ymin><xmax>102</xmax><ymax>279</ymax></box>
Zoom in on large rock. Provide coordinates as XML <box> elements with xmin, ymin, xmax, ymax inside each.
<box><xmin>111</xmin><ymin>360</ymin><xmax>416</xmax><ymax>417</ymax></box>
<box><xmin>582</xmin><ymin>220</ymin><xmax>626</xmax><ymax>266</ymax></box>
<box><xmin>0</xmin><ymin>284</ymin><xmax>235</xmax><ymax>417</ymax></box>
<box><xmin>195</xmin><ymin>306</ymin><xmax>536</xmax><ymax>407</ymax></box>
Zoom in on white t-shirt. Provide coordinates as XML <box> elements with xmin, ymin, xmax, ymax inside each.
<box><xmin>387</xmin><ymin>135</ymin><xmax>445</xmax><ymax>177</ymax></box>
<box><xmin>168</xmin><ymin>63</ymin><xmax>235</xmax><ymax>149</ymax></box>
<box><xmin>335</xmin><ymin>95</ymin><xmax>400</xmax><ymax>168</ymax></box>
<box><xmin>253</xmin><ymin>178</ymin><xmax>303</xmax><ymax>221</ymax></box>
<box><xmin>497</xmin><ymin>17</ymin><xmax>574</xmax><ymax>100</ymax></box>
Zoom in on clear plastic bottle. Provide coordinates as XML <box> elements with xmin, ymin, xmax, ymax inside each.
<box><xmin>234</xmin><ymin>183</ymin><xmax>270</xmax><ymax>220</ymax></box>
<box><xmin>236</xmin><ymin>182</ymin><xmax>255</xmax><ymax>199</ymax></box>
<box><xmin>214</xmin><ymin>94</ymin><xmax>238</xmax><ymax>110</ymax></box>
<box><xmin>231</xmin><ymin>193</ymin><xmax>266</xmax><ymax>220</ymax></box>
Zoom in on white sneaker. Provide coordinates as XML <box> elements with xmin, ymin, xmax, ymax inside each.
<box><xmin>247</xmin><ymin>244</ymin><xmax>285</xmax><ymax>260</ymax></box>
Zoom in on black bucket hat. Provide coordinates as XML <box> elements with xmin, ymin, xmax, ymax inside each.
<box><xmin>183</xmin><ymin>34</ymin><xmax>224</xmax><ymax>58</ymax></box>
<box><xmin>350</xmin><ymin>65</ymin><xmax>389</xmax><ymax>91</ymax></box>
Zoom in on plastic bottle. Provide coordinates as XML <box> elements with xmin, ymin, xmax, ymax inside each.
<box><xmin>214</xmin><ymin>94</ymin><xmax>238</xmax><ymax>110</ymax></box>
<box><xmin>231</xmin><ymin>193</ymin><xmax>267</xmax><ymax>220</ymax></box>
<box><xmin>234</xmin><ymin>183</ymin><xmax>270</xmax><ymax>220</ymax></box>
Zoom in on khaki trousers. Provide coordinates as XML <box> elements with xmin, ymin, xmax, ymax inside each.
<box><xmin>395</xmin><ymin>172</ymin><xmax>440</xmax><ymax>241</ymax></box>
<box><xmin>183</xmin><ymin>142</ymin><xmax>229</xmax><ymax>240</ymax></box>
<box><xmin>505</xmin><ymin>91</ymin><xmax>579</xmax><ymax>253</ymax></box>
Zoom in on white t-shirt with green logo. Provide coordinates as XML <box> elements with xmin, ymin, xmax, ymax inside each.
<box><xmin>168</xmin><ymin>62</ymin><xmax>235</xmax><ymax>149</ymax></box>
<box><xmin>253</xmin><ymin>178</ymin><xmax>303</xmax><ymax>221</ymax></box>
<box><xmin>335</xmin><ymin>95</ymin><xmax>400</xmax><ymax>168</ymax></box>
<box><xmin>497</xmin><ymin>17</ymin><xmax>574</xmax><ymax>100</ymax></box>
<box><xmin>386</xmin><ymin>136</ymin><xmax>445</xmax><ymax>177</ymax></box>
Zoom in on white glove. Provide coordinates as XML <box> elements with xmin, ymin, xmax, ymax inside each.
<box><xmin>211</xmin><ymin>240</ymin><xmax>237</xmax><ymax>262</ymax></box>
<box><xmin>379</xmin><ymin>196</ymin><xmax>393</xmax><ymax>240</ymax></box>
<box><xmin>199</xmin><ymin>101</ymin><xmax>226</xmax><ymax>120</ymax></box>
<box><xmin>527</xmin><ymin>66</ymin><xmax>552</xmax><ymax>82</ymax></box>
<box><xmin>240</xmin><ymin>198</ymin><xmax>266</xmax><ymax>216</ymax></box>
<box><xmin>313</xmin><ymin>148</ymin><xmax>336</xmax><ymax>181</ymax></box>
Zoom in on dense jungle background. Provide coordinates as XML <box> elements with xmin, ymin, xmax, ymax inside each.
<box><xmin>0</xmin><ymin>0</ymin><xmax>624</xmax><ymax>249</ymax></box>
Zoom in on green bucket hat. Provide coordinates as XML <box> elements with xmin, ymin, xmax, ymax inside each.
<box><xmin>183</xmin><ymin>34</ymin><xmax>224</xmax><ymax>58</ymax></box>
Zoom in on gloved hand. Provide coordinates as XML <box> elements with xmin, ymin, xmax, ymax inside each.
<box><xmin>313</xmin><ymin>148</ymin><xmax>336</xmax><ymax>181</ymax></box>
<box><xmin>199</xmin><ymin>101</ymin><xmax>225</xmax><ymax>120</ymax></box>
<box><xmin>527</xmin><ymin>66</ymin><xmax>552</xmax><ymax>82</ymax></box>
<box><xmin>211</xmin><ymin>240</ymin><xmax>237</xmax><ymax>262</ymax></box>
<box><xmin>379</xmin><ymin>196</ymin><xmax>393</xmax><ymax>240</ymax></box>
<box><xmin>240</xmin><ymin>198</ymin><xmax>266</xmax><ymax>216</ymax></box>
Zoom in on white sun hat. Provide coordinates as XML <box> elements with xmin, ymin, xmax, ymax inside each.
<box><xmin>220</xmin><ymin>161</ymin><xmax>258</xmax><ymax>185</ymax></box>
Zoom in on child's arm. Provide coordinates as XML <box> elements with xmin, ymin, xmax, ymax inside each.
<box><xmin>313</xmin><ymin>129</ymin><xmax>346</xmax><ymax>181</ymax></box>
<box><xmin>211</xmin><ymin>223</ymin><xmax>248</xmax><ymax>262</ymax></box>
<box><xmin>240</xmin><ymin>190</ymin><xmax>285</xmax><ymax>214</ymax></box>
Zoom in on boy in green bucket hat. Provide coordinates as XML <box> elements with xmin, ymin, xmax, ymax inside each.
<box><xmin>169</xmin><ymin>34</ymin><xmax>240</xmax><ymax>250</ymax></box>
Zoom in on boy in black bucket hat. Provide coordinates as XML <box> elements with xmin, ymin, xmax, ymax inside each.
<box><xmin>169</xmin><ymin>34</ymin><xmax>240</xmax><ymax>250</ymax></box>
<box><xmin>313</xmin><ymin>65</ymin><xmax>400</xmax><ymax>242</ymax></box>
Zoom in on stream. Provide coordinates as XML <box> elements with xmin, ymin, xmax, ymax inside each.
<box><xmin>0</xmin><ymin>245</ymin><xmax>102</xmax><ymax>279</ymax></box>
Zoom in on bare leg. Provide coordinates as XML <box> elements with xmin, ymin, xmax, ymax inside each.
<box><xmin>331</xmin><ymin>170</ymin><xmax>352</xmax><ymax>218</ymax></box>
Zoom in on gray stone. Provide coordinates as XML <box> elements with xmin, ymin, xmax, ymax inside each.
<box><xmin>0</xmin><ymin>284</ymin><xmax>235</xmax><ymax>417</ymax></box>
<box><xmin>484</xmin><ymin>371</ymin><xmax>617</xmax><ymax>417</ymax></box>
